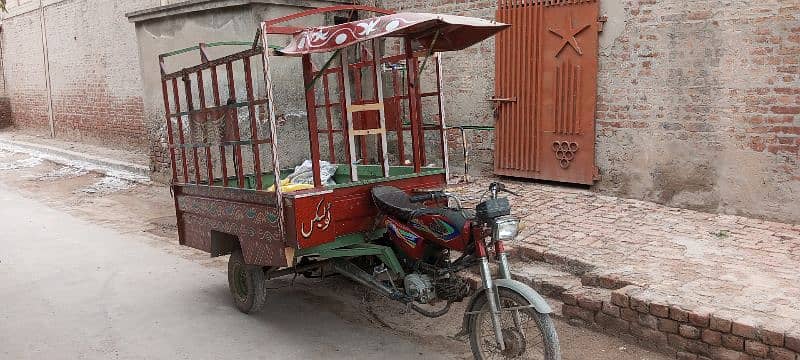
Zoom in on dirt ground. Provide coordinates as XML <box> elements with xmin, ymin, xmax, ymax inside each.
<box><xmin>0</xmin><ymin>148</ymin><xmax>672</xmax><ymax>360</ymax></box>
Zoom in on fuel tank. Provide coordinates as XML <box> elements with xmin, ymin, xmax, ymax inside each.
<box><xmin>383</xmin><ymin>210</ymin><xmax>471</xmax><ymax>260</ymax></box>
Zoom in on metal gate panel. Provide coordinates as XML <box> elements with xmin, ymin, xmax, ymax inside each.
<box><xmin>494</xmin><ymin>0</ymin><xmax>600</xmax><ymax>184</ymax></box>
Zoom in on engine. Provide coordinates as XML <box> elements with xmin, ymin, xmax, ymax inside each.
<box><xmin>403</xmin><ymin>273</ymin><xmax>436</xmax><ymax>303</ymax></box>
<box><xmin>434</xmin><ymin>275</ymin><xmax>471</xmax><ymax>302</ymax></box>
<box><xmin>404</xmin><ymin>273</ymin><xmax>472</xmax><ymax>303</ymax></box>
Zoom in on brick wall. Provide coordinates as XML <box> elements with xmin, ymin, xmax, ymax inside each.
<box><xmin>376</xmin><ymin>0</ymin><xmax>800</xmax><ymax>223</ymax></box>
<box><xmin>594</xmin><ymin>0</ymin><xmax>799</xmax><ymax>223</ymax></box>
<box><xmin>0</xmin><ymin>0</ymin><xmax>158</xmax><ymax>150</ymax></box>
<box><xmin>0</xmin><ymin>26</ymin><xmax>9</xmax><ymax>128</ymax></box>
<box><xmin>562</xmin><ymin>284</ymin><xmax>800</xmax><ymax>360</ymax></box>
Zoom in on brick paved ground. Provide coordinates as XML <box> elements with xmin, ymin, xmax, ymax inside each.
<box><xmin>451</xmin><ymin>177</ymin><xmax>800</xmax><ymax>359</ymax></box>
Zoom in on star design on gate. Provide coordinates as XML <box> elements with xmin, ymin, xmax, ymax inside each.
<box><xmin>548</xmin><ymin>16</ymin><xmax>591</xmax><ymax>56</ymax></box>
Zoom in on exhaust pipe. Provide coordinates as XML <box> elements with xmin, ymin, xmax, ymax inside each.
<box><xmin>331</xmin><ymin>259</ymin><xmax>408</xmax><ymax>302</ymax></box>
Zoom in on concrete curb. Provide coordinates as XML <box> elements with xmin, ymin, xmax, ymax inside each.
<box><xmin>0</xmin><ymin>138</ymin><xmax>151</xmax><ymax>183</ymax></box>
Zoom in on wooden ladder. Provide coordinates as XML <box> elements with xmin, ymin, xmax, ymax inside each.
<box><xmin>339</xmin><ymin>39</ymin><xmax>390</xmax><ymax>182</ymax></box>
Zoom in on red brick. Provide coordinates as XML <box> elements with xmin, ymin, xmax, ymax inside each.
<box><xmin>732</xmin><ymin>320</ymin><xmax>759</xmax><ymax>340</ymax></box>
<box><xmin>610</xmin><ymin>291</ymin><xmax>629</xmax><ymax>307</ymax></box>
<box><xmin>744</xmin><ymin>340</ymin><xmax>769</xmax><ymax>357</ymax></box>
<box><xmin>602</xmin><ymin>302</ymin><xmax>621</xmax><ymax>317</ymax></box>
<box><xmin>630</xmin><ymin>297</ymin><xmax>649</xmax><ymax>313</ymax></box>
<box><xmin>687</xmin><ymin>10</ymin><xmax>712</xmax><ymax>20</ymax></box>
<box><xmin>681</xmin><ymin>324</ymin><xmax>702</xmax><ymax>340</ymax></box>
<box><xmin>786</xmin><ymin>330</ymin><xmax>800</xmax><ymax>353</ymax></box>
<box><xmin>702</xmin><ymin>329</ymin><xmax>722</xmax><ymax>346</ymax></box>
<box><xmin>769</xmin><ymin>346</ymin><xmax>798</xmax><ymax>360</ymax></box>
<box><xmin>595</xmin><ymin>312</ymin><xmax>630</xmax><ymax>333</ymax></box>
<box><xmin>659</xmin><ymin>318</ymin><xmax>680</xmax><ymax>334</ymax></box>
<box><xmin>621</xmin><ymin>308</ymin><xmax>638</xmax><ymax>322</ymax></box>
<box><xmin>561</xmin><ymin>291</ymin><xmax>579</xmax><ymax>306</ymax></box>
<box><xmin>669</xmin><ymin>333</ymin><xmax>710</xmax><ymax>357</ymax></box>
<box><xmin>563</xmin><ymin>304</ymin><xmax>594</xmax><ymax>323</ymax></box>
<box><xmin>689</xmin><ymin>311</ymin><xmax>710</xmax><ymax>328</ymax></box>
<box><xmin>711</xmin><ymin>316</ymin><xmax>732</xmax><ymax>333</ymax></box>
<box><xmin>638</xmin><ymin>313</ymin><xmax>659</xmax><ymax>330</ymax></box>
<box><xmin>761</xmin><ymin>328</ymin><xmax>785</xmax><ymax>347</ymax></box>
<box><xmin>650</xmin><ymin>303</ymin><xmax>670</xmax><ymax>318</ymax></box>
<box><xmin>671</xmin><ymin>307</ymin><xmax>689</xmax><ymax>322</ymax></box>
<box><xmin>577</xmin><ymin>295</ymin><xmax>603</xmax><ymax>312</ymax></box>
<box><xmin>722</xmin><ymin>334</ymin><xmax>745</xmax><ymax>351</ymax></box>
<box><xmin>709</xmin><ymin>346</ymin><xmax>748</xmax><ymax>360</ymax></box>
<box><xmin>631</xmin><ymin>323</ymin><xmax>669</xmax><ymax>349</ymax></box>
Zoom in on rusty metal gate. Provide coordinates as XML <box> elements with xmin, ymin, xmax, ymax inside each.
<box><xmin>493</xmin><ymin>0</ymin><xmax>601</xmax><ymax>184</ymax></box>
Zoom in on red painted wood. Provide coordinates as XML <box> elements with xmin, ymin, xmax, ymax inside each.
<box><xmin>404</xmin><ymin>41</ymin><xmax>423</xmax><ymax>173</ymax></box>
<box><xmin>321</xmin><ymin>72</ymin><xmax>336</xmax><ymax>162</ymax></box>
<box><xmin>181</xmin><ymin>75</ymin><xmax>202</xmax><ymax>184</ymax></box>
<box><xmin>196</xmin><ymin>70</ymin><xmax>214</xmax><ymax>184</ymax></box>
<box><xmin>225</xmin><ymin>62</ymin><xmax>246</xmax><ymax>188</ymax></box>
<box><xmin>209</xmin><ymin>65</ymin><xmax>229</xmax><ymax>185</ymax></box>
<box><xmin>242</xmin><ymin>57</ymin><xmax>264</xmax><ymax>190</ymax></box>
<box><xmin>161</xmin><ymin>79</ymin><xmax>178</xmax><ymax>183</ymax></box>
<box><xmin>302</xmin><ymin>54</ymin><xmax>323</xmax><ymax>187</ymax></box>
<box><xmin>172</xmin><ymin>78</ymin><xmax>189</xmax><ymax>183</ymax></box>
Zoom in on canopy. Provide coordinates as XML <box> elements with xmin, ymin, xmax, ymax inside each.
<box><xmin>279</xmin><ymin>12</ymin><xmax>509</xmax><ymax>55</ymax></box>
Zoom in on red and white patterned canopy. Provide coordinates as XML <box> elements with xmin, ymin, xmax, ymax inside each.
<box><xmin>279</xmin><ymin>12</ymin><xmax>509</xmax><ymax>55</ymax></box>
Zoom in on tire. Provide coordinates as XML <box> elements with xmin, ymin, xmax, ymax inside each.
<box><xmin>468</xmin><ymin>288</ymin><xmax>561</xmax><ymax>360</ymax></box>
<box><xmin>227</xmin><ymin>249</ymin><xmax>267</xmax><ymax>314</ymax></box>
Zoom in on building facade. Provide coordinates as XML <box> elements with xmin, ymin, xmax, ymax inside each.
<box><xmin>0</xmin><ymin>0</ymin><xmax>158</xmax><ymax>149</ymax></box>
<box><xmin>376</xmin><ymin>0</ymin><xmax>800</xmax><ymax>223</ymax></box>
<box><xmin>1</xmin><ymin>0</ymin><xmax>797</xmax><ymax>222</ymax></box>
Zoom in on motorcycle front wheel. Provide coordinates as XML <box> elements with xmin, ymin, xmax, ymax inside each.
<box><xmin>468</xmin><ymin>288</ymin><xmax>561</xmax><ymax>360</ymax></box>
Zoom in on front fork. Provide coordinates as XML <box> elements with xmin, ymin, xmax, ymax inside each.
<box><xmin>476</xmin><ymin>236</ymin><xmax>513</xmax><ymax>350</ymax></box>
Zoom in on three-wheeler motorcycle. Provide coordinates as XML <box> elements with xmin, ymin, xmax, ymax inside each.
<box><xmin>157</xmin><ymin>5</ymin><xmax>560</xmax><ymax>359</ymax></box>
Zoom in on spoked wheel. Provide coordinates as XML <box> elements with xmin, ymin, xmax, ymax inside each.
<box><xmin>227</xmin><ymin>249</ymin><xmax>267</xmax><ymax>314</ymax></box>
<box><xmin>468</xmin><ymin>288</ymin><xmax>560</xmax><ymax>360</ymax></box>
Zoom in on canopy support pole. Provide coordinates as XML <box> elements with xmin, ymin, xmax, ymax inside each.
<box><xmin>260</xmin><ymin>22</ymin><xmax>286</xmax><ymax>245</ymax></box>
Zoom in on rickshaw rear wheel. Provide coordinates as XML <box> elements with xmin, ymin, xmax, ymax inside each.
<box><xmin>227</xmin><ymin>249</ymin><xmax>267</xmax><ymax>314</ymax></box>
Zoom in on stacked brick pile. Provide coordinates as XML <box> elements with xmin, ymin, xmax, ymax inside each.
<box><xmin>562</xmin><ymin>284</ymin><xmax>799</xmax><ymax>360</ymax></box>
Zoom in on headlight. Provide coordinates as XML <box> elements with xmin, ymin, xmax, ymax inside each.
<box><xmin>493</xmin><ymin>215</ymin><xmax>519</xmax><ymax>240</ymax></box>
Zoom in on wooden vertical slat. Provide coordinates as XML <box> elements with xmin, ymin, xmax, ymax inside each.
<box><xmin>340</xmin><ymin>50</ymin><xmax>359</xmax><ymax>182</ymax></box>
<box><xmin>391</xmin><ymin>63</ymin><xmax>406</xmax><ymax>164</ymax></box>
<box><xmin>209</xmin><ymin>65</ymin><xmax>228</xmax><ymax>185</ymax></box>
<box><xmin>225</xmin><ymin>61</ymin><xmax>245</xmax><ymax>188</ymax></box>
<box><xmin>336</xmin><ymin>64</ymin><xmax>353</xmax><ymax>172</ymax></box>
<box><xmin>161</xmin><ymin>79</ymin><xmax>178</xmax><ymax>183</ymax></box>
<box><xmin>352</xmin><ymin>58</ymin><xmax>368</xmax><ymax>164</ymax></box>
<box><xmin>172</xmin><ymin>78</ymin><xmax>189</xmax><ymax>183</ymax></box>
<box><xmin>182</xmin><ymin>75</ymin><xmax>201</xmax><ymax>184</ymax></box>
<box><xmin>301</xmin><ymin>54</ymin><xmax>323</xmax><ymax>187</ymax></box>
<box><xmin>371</xmin><ymin>39</ymin><xmax>390</xmax><ymax>178</ymax></box>
<box><xmin>242</xmin><ymin>57</ymin><xmax>263</xmax><ymax>190</ymax></box>
<box><xmin>434</xmin><ymin>54</ymin><xmax>450</xmax><ymax>182</ymax></box>
<box><xmin>404</xmin><ymin>40</ymin><xmax>422</xmax><ymax>173</ymax></box>
<box><xmin>321</xmin><ymin>73</ymin><xmax>336</xmax><ymax>163</ymax></box>
<box><xmin>196</xmin><ymin>70</ymin><xmax>214</xmax><ymax>184</ymax></box>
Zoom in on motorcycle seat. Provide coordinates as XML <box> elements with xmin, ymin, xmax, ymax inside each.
<box><xmin>371</xmin><ymin>186</ymin><xmax>474</xmax><ymax>228</ymax></box>
<box><xmin>371</xmin><ymin>186</ymin><xmax>422</xmax><ymax>222</ymax></box>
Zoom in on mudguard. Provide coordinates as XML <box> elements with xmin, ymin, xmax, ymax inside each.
<box><xmin>458</xmin><ymin>278</ymin><xmax>552</xmax><ymax>337</ymax></box>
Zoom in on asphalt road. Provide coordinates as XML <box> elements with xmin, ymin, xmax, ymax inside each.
<box><xmin>0</xmin><ymin>183</ymin><xmax>449</xmax><ymax>360</ymax></box>
<box><xmin>0</xmin><ymin>150</ymin><xmax>672</xmax><ymax>360</ymax></box>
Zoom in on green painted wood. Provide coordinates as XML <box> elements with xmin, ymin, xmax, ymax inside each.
<box><xmin>212</xmin><ymin>165</ymin><xmax>444</xmax><ymax>190</ymax></box>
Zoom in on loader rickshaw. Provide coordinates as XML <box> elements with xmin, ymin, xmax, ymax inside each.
<box><xmin>158</xmin><ymin>6</ymin><xmax>560</xmax><ymax>359</ymax></box>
